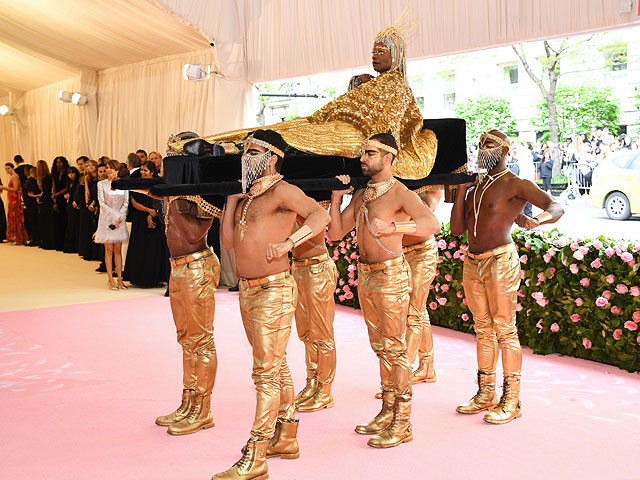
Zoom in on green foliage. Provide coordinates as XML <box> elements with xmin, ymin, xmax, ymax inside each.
<box><xmin>328</xmin><ymin>226</ymin><xmax>640</xmax><ymax>373</ymax></box>
<box><xmin>454</xmin><ymin>96</ymin><xmax>518</xmax><ymax>145</ymax></box>
<box><xmin>534</xmin><ymin>83</ymin><xmax>620</xmax><ymax>138</ymax></box>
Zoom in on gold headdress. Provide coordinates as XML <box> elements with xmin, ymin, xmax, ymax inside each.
<box><xmin>374</xmin><ymin>1</ymin><xmax>418</xmax><ymax>80</ymax></box>
<box><xmin>244</xmin><ymin>135</ymin><xmax>285</xmax><ymax>158</ymax></box>
<box><xmin>362</xmin><ymin>138</ymin><xmax>398</xmax><ymax>157</ymax></box>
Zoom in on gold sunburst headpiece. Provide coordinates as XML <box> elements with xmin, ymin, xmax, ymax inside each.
<box><xmin>362</xmin><ymin>139</ymin><xmax>398</xmax><ymax>157</ymax></box>
<box><xmin>374</xmin><ymin>0</ymin><xmax>418</xmax><ymax>80</ymax></box>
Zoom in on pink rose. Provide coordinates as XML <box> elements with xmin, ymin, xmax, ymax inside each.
<box><xmin>590</xmin><ymin>258</ymin><xmax>602</xmax><ymax>269</ymax></box>
<box><xmin>516</xmin><ymin>303</ymin><xmax>523</xmax><ymax>312</ymax></box>
<box><xmin>461</xmin><ymin>313</ymin><xmax>469</xmax><ymax>321</ymax></box>
<box><xmin>604</xmin><ymin>246</ymin><xmax>615</xmax><ymax>258</ymax></box>
<box><xmin>445</xmin><ymin>274</ymin><xmax>453</xmax><ymax>282</ymax></box>
<box><xmin>537</xmin><ymin>272</ymin><xmax>546</xmax><ymax>283</ymax></box>
<box><xmin>435</xmin><ymin>269</ymin><xmax>440</xmax><ymax>276</ymax></box>
<box><xmin>569</xmin><ymin>264</ymin><xmax>579</xmax><ymax>274</ymax></box>
<box><xmin>570</xmin><ymin>243</ymin><xmax>579</xmax><ymax>251</ymax></box>
<box><xmin>448</xmin><ymin>241</ymin><xmax>457</xmax><ymax>249</ymax></box>
<box><xmin>570</xmin><ymin>313</ymin><xmax>581</xmax><ymax>322</ymax></box>
<box><xmin>353</xmin><ymin>279</ymin><xmax>358</xmax><ymax>286</ymax></box>
<box><xmin>525</xmin><ymin>279</ymin><xmax>531</xmax><ymax>287</ymax></box>
<box><xmin>339</xmin><ymin>279</ymin><xmax>345</xmax><ymax>286</ymax></box>
<box><xmin>613</xmin><ymin>329</ymin><xmax>622</xmax><ymax>340</ymax></box>
<box><xmin>441</xmin><ymin>284</ymin><xmax>449</xmax><ymax>292</ymax></box>
<box><xmin>429</xmin><ymin>301</ymin><xmax>438</xmax><ymax>310</ymax></box>
<box><xmin>456</xmin><ymin>291</ymin><xmax>463</xmax><ymax>298</ymax></box>
<box><xmin>453</xmin><ymin>250</ymin><xmax>461</xmax><ymax>259</ymax></box>
<box><xmin>611</xmin><ymin>306</ymin><xmax>621</xmax><ymax>315</ymax></box>
<box><xmin>437</xmin><ymin>239</ymin><xmax>446</xmax><ymax>249</ymax></box>
<box><xmin>637</xmin><ymin>336</ymin><xmax>640</xmax><ymax>346</ymax></box>
<box><xmin>633</xmin><ymin>311</ymin><xmax>640</xmax><ymax>322</ymax></box>
<box><xmin>575</xmin><ymin>298</ymin><xmax>584</xmax><ymax>306</ymax></box>
<box><xmin>335</xmin><ymin>288</ymin><xmax>340</xmax><ymax>295</ymax></box>
<box><xmin>462</xmin><ymin>298</ymin><xmax>468</xmax><ymax>306</ymax></box>
<box><xmin>579</xmin><ymin>246</ymin><xmax>589</xmax><ymax>255</ymax></box>
<box><xmin>592</xmin><ymin>240</ymin><xmax>603</xmax><ymax>249</ymax></box>
<box><xmin>547</xmin><ymin>268</ymin><xmax>556</xmax><ymax>278</ymax></box>
<box><xmin>340</xmin><ymin>247</ymin><xmax>347</xmax><ymax>254</ymax></box>
<box><xmin>624</xmin><ymin>321</ymin><xmax>638</xmax><ymax>331</ymax></box>
<box><xmin>350</xmin><ymin>252</ymin><xmax>358</xmax><ymax>260</ymax></box>
<box><xmin>444</xmin><ymin>251</ymin><xmax>452</xmax><ymax>259</ymax></box>
<box><xmin>580</xmin><ymin>278</ymin><xmax>590</xmax><ymax>287</ymax></box>
<box><xmin>583</xmin><ymin>338</ymin><xmax>592</xmax><ymax>349</ymax></box>
<box><xmin>536</xmin><ymin>319</ymin><xmax>543</xmax><ymax>333</ymax></box>
<box><xmin>605</xmin><ymin>274</ymin><xmax>615</xmax><ymax>283</ymax></box>
<box><xmin>338</xmin><ymin>295</ymin><xmax>345</xmax><ymax>302</ymax></box>
<box><xmin>621</xmin><ymin>252</ymin><xmax>634</xmax><ymax>263</ymax></box>
<box><xmin>595</xmin><ymin>297</ymin><xmax>609</xmax><ymax>307</ymax></box>
<box><xmin>550</xmin><ymin>323</ymin><xmax>559</xmax><ymax>332</ymax></box>
<box><xmin>602</xmin><ymin>290</ymin><xmax>611</xmax><ymax>300</ymax></box>
<box><xmin>573</xmin><ymin>251</ymin><xmax>584</xmax><ymax>261</ymax></box>
<box><xmin>520</xmin><ymin>255</ymin><xmax>528</xmax><ymax>264</ymax></box>
<box><xmin>531</xmin><ymin>292</ymin><xmax>544</xmax><ymax>301</ymax></box>
<box><xmin>437</xmin><ymin>297</ymin><xmax>447</xmax><ymax>306</ymax></box>
<box><xmin>543</xmin><ymin>253</ymin><xmax>551</xmax><ymax>263</ymax></box>
<box><xmin>517</xmin><ymin>290</ymin><xmax>525</xmax><ymax>297</ymax></box>
<box><xmin>630</xmin><ymin>286</ymin><xmax>640</xmax><ymax>297</ymax></box>
<box><xmin>344</xmin><ymin>291</ymin><xmax>354</xmax><ymax>300</ymax></box>
<box><xmin>615</xmin><ymin>284</ymin><xmax>628</xmax><ymax>294</ymax></box>
<box><xmin>520</xmin><ymin>270</ymin><xmax>526</xmax><ymax>279</ymax></box>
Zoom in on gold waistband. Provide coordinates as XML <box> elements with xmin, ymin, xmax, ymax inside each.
<box><xmin>240</xmin><ymin>271</ymin><xmax>291</xmax><ymax>288</ymax></box>
<box><xmin>170</xmin><ymin>247</ymin><xmax>214</xmax><ymax>267</ymax></box>
<box><xmin>402</xmin><ymin>237</ymin><xmax>437</xmax><ymax>254</ymax></box>
<box><xmin>358</xmin><ymin>255</ymin><xmax>405</xmax><ymax>273</ymax></box>
<box><xmin>292</xmin><ymin>252</ymin><xmax>330</xmax><ymax>266</ymax></box>
<box><xmin>466</xmin><ymin>243</ymin><xmax>516</xmax><ymax>260</ymax></box>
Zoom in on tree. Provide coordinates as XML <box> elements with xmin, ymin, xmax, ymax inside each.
<box><xmin>454</xmin><ymin>96</ymin><xmax>517</xmax><ymax>145</ymax></box>
<box><xmin>533</xmin><ymin>83</ymin><xmax>620</xmax><ymax>140</ymax></box>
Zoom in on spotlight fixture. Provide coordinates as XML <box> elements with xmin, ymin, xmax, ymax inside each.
<box><xmin>58</xmin><ymin>90</ymin><xmax>73</xmax><ymax>103</ymax></box>
<box><xmin>183</xmin><ymin>63</ymin><xmax>211</xmax><ymax>81</ymax></box>
<box><xmin>71</xmin><ymin>93</ymin><xmax>87</xmax><ymax>105</ymax></box>
<box><xmin>0</xmin><ymin>105</ymin><xmax>10</xmax><ymax>115</ymax></box>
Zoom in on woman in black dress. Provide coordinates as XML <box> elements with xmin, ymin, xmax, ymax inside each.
<box><xmin>35</xmin><ymin>160</ymin><xmax>56</xmax><ymax>250</ymax></box>
<box><xmin>123</xmin><ymin>161</ymin><xmax>170</xmax><ymax>287</ymax></box>
<box><xmin>77</xmin><ymin>160</ymin><xmax>100</xmax><ymax>260</ymax></box>
<box><xmin>51</xmin><ymin>156</ymin><xmax>69</xmax><ymax>251</ymax></box>
<box><xmin>63</xmin><ymin>167</ymin><xmax>80</xmax><ymax>253</ymax></box>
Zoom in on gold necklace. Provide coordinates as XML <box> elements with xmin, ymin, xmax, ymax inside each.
<box><xmin>364</xmin><ymin>176</ymin><xmax>396</xmax><ymax>202</ymax></box>
<box><xmin>238</xmin><ymin>173</ymin><xmax>284</xmax><ymax>241</ymax></box>
<box><xmin>471</xmin><ymin>168</ymin><xmax>509</xmax><ymax>237</ymax></box>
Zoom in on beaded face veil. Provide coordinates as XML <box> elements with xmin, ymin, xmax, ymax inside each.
<box><xmin>241</xmin><ymin>135</ymin><xmax>285</xmax><ymax>193</ymax></box>
<box><xmin>477</xmin><ymin>132</ymin><xmax>510</xmax><ymax>172</ymax></box>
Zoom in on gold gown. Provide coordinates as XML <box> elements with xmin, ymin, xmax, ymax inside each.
<box><xmin>171</xmin><ymin>70</ymin><xmax>437</xmax><ymax>180</ymax></box>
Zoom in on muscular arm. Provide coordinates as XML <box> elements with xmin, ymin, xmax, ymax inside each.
<box><xmin>400</xmin><ymin>189</ymin><xmax>441</xmax><ymax>237</ymax></box>
<box><xmin>450</xmin><ymin>185</ymin><xmax>471</xmax><ymax>236</ymax></box>
<box><xmin>515</xmin><ymin>179</ymin><xmax>565</xmax><ymax>228</ymax></box>
<box><xmin>328</xmin><ymin>190</ymin><xmax>358</xmax><ymax>241</ymax></box>
<box><xmin>280</xmin><ymin>184</ymin><xmax>330</xmax><ymax>239</ymax></box>
<box><xmin>221</xmin><ymin>195</ymin><xmax>241</xmax><ymax>250</ymax></box>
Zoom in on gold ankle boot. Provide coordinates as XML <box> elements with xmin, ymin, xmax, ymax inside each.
<box><xmin>368</xmin><ymin>398</ymin><xmax>413</xmax><ymax>448</ymax></box>
<box><xmin>266</xmin><ymin>419</ymin><xmax>300</xmax><ymax>459</ymax></box>
<box><xmin>294</xmin><ymin>377</ymin><xmax>317</xmax><ymax>407</ymax></box>
<box><xmin>212</xmin><ymin>438</ymin><xmax>269</xmax><ymax>480</ymax></box>
<box><xmin>484</xmin><ymin>375</ymin><xmax>522</xmax><ymax>424</ymax></box>
<box><xmin>296</xmin><ymin>382</ymin><xmax>334</xmax><ymax>412</ymax></box>
<box><xmin>456</xmin><ymin>371</ymin><xmax>498</xmax><ymax>414</ymax></box>
<box><xmin>355</xmin><ymin>390</ymin><xmax>395</xmax><ymax>435</ymax></box>
<box><xmin>168</xmin><ymin>393</ymin><xmax>214</xmax><ymax>435</ymax></box>
<box><xmin>155</xmin><ymin>389</ymin><xmax>194</xmax><ymax>426</ymax></box>
<box><xmin>411</xmin><ymin>361</ymin><xmax>436</xmax><ymax>384</ymax></box>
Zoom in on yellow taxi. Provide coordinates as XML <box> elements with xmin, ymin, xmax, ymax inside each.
<box><xmin>590</xmin><ymin>150</ymin><xmax>640</xmax><ymax>220</ymax></box>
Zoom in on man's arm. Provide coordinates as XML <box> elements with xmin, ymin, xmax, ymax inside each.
<box><xmin>221</xmin><ymin>195</ymin><xmax>242</xmax><ymax>250</ymax></box>
<box><xmin>514</xmin><ymin>179</ymin><xmax>565</xmax><ymax>229</ymax></box>
<box><xmin>327</xmin><ymin>175</ymin><xmax>357</xmax><ymax>241</ymax></box>
<box><xmin>367</xmin><ymin>188</ymin><xmax>441</xmax><ymax>238</ymax></box>
<box><xmin>450</xmin><ymin>183</ymin><xmax>474</xmax><ymax>236</ymax></box>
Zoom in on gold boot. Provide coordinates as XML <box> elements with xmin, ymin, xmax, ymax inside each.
<box><xmin>483</xmin><ymin>375</ymin><xmax>522</xmax><ymax>424</ymax></box>
<box><xmin>212</xmin><ymin>438</ymin><xmax>269</xmax><ymax>480</ymax></box>
<box><xmin>367</xmin><ymin>398</ymin><xmax>413</xmax><ymax>448</ymax></box>
<box><xmin>355</xmin><ymin>391</ymin><xmax>394</xmax><ymax>435</ymax></box>
<box><xmin>168</xmin><ymin>393</ymin><xmax>214</xmax><ymax>435</ymax></box>
<box><xmin>266</xmin><ymin>419</ymin><xmax>300</xmax><ymax>459</ymax></box>
<box><xmin>296</xmin><ymin>382</ymin><xmax>334</xmax><ymax>412</ymax></box>
<box><xmin>294</xmin><ymin>377</ymin><xmax>317</xmax><ymax>407</ymax></box>
<box><xmin>155</xmin><ymin>388</ymin><xmax>194</xmax><ymax>426</ymax></box>
<box><xmin>411</xmin><ymin>360</ymin><xmax>437</xmax><ymax>384</ymax></box>
<box><xmin>456</xmin><ymin>371</ymin><xmax>498</xmax><ymax>414</ymax></box>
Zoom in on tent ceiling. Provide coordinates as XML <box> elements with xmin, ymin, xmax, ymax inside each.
<box><xmin>0</xmin><ymin>0</ymin><xmax>210</xmax><ymax>97</ymax></box>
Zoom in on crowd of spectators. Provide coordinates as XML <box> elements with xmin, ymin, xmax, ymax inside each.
<box><xmin>0</xmin><ymin>150</ymin><xmax>170</xmax><ymax>291</ymax></box>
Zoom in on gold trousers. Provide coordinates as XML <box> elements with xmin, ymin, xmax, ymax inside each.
<box><xmin>292</xmin><ymin>253</ymin><xmax>339</xmax><ymax>385</ymax></box>
<box><xmin>169</xmin><ymin>248</ymin><xmax>220</xmax><ymax>396</ymax></box>
<box><xmin>240</xmin><ymin>272</ymin><xmax>298</xmax><ymax>439</ymax></box>
<box><xmin>358</xmin><ymin>256</ymin><xmax>412</xmax><ymax>400</ymax></box>
<box><xmin>404</xmin><ymin>239</ymin><xmax>438</xmax><ymax>365</ymax></box>
<box><xmin>462</xmin><ymin>244</ymin><xmax>522</xmax><ymax>376</ymax></box>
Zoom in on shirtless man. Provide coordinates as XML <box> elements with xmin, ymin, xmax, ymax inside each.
<box><xmin>154</xmin><ymin>192</ymin><xmax>220</xmax><ymax>436</ymax></box>
<box><xmin>214</xmin><ymin>129</ymin><xmax>330</xmax><ymax>480</ymax></box>
<box><xmin>290</xmin><ymin>220</ymin><xmax>338</xmax><ymax>413</ymax></box>
<box><xmin>450</xmin><ymin>129</ymin><xmax>564</xmax><ymax>424</ymax></box>
<box><xmin>329</xmin><ymin>133</ymin><xmax>440</xmax><ymax>449</ymax></box>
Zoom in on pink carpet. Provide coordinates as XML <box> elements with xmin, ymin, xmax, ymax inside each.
<box><xmin>1</xmin><ymin>291</ymin><xmax>638</xmax><ymax>479</ymax></box>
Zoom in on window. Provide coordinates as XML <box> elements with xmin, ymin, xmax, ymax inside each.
<box><xmin>443</xmin><ymin>93</ymin><xmax>456</xmax><ymax>110</ymax></box>
<box><xmin>602</xmin><ymin>44</ymin><xmax>627</xmax><ymax>71</ymax></box>
<box><xmin>504</xmin><ymin>65</ymin><xmax>518</xmax><ymax>84</ymax></box>
<box><xmin>628</xmin><ymin>155</ymin><xmax>640</xmax><ymax>171</ymax></box>
<box><xmin>415</xmin><ymin>96</ymin><xmax>425</xmax><ymax>114</ymax></box>
<box><xmin>612</xmin><ymin>152</ymin><xmax>636</xmax><ymax>169</ymax></box>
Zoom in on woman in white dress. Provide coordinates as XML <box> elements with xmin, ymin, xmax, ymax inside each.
<box><xmin>94</xmin><ymin>160</ymin><xmax>129</xmax><ymax>290</ymax></box>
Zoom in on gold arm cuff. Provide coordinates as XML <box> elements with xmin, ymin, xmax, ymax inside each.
<box><xmin>287</xmin><ymin>224</ymin><xmax>314</xmax><ymax>248</ymax></box>
<box><xmin>535</xmin><ymin>211</ymin><xmax>553</xmax><ymax>224</ymax></box>
<box><xmin>393</xmin><ymin>221</ymin><xmax>417</xmax><ymax>233</ymax></box>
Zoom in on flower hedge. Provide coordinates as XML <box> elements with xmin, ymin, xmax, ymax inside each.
<box><xmin>326</xmin><ymin>226</ymin><xmax>640</xmax><ymax>373</ymax></box>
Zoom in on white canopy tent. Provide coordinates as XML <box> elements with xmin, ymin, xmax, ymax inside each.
<box><xmin>0</xmin><ymin>0</ymin><xmax>637</xmax><ymax>164</ymax></box>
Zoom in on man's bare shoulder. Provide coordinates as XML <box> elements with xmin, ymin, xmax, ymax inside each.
<box><xmin>273</xmin><ymin>180</ymin><xmax>303</xmax><ymax>198</ymax></box>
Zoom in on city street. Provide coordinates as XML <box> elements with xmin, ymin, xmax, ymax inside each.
<box><xmin>434</xmin><ymin>194</ymin><xmax>640</xmax><ymax>241</ymax></box>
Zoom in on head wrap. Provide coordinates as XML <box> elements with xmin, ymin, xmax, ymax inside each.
<box><xmin>374</xmin><ymin>1</ymin><xmax>418</xmax><ymax>82</ymax></box>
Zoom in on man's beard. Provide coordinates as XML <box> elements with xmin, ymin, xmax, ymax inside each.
<box><xmin>478</xmin><ymin>146</ymin><xmax>503</xmax><ymax>171</ymax></box>
<box><xmin>361</xmin><ymin>160</ymin><xmax>382</xmax><ymax>177</ymax></box>
<box><xmin>241</xmin><ymin>151</ymin><xmax>271</xmax><ymax>193</ymax></box>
